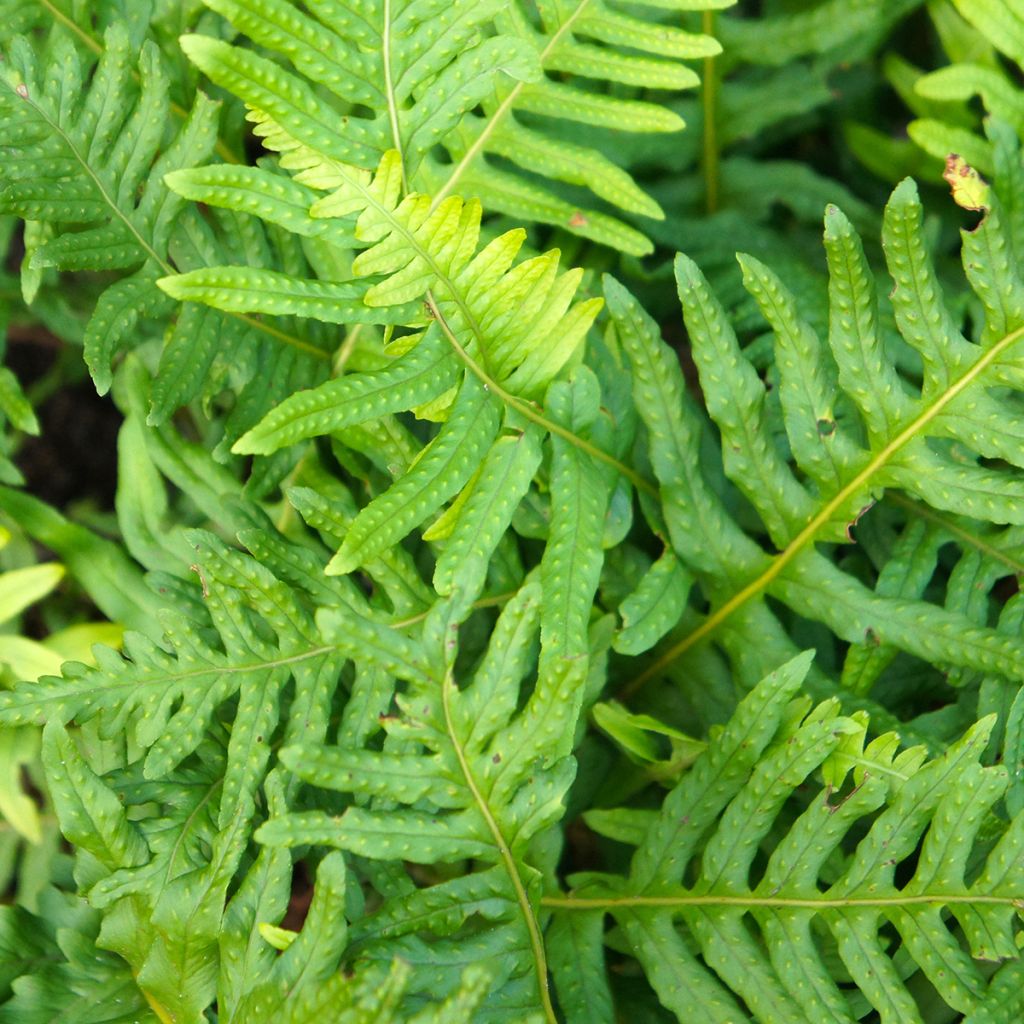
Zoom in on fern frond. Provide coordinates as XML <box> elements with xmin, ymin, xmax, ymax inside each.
<box><xmin>0</xmin><ymin>24</ymin><xmax>339</xmax><ymax>437</ymax></box>
<box><xmin>0</xmin><ymin>24</ymin><xmax>218</xmax><ymax>391</ymax></box>
<box><xmin>904</xmin><ymin>2</ymin><xmax>1024</xmax><ymax>170</ymax></box>
<box><xmin>719</xmin><ymin>0</ymin><xmax>923</xmax><ymax>66</ymax></box>
<box><xmin>608</xmin><ymin>156</ymin><xmax>1024</xmax><ymax>700</ymax></box>
<box><xmin>161</xmin><ymin>144</ymin><xmax>618</xmax><ymax>578</ymax></box>
<box><xmin>257</xmin><ymin>588</ymin><xmax>568</xmax><ymax>1020</ymax></box>
<box><xmin>179</xmin><ymin>0</ymin><xmax>724</xmax><ymax>254</ymax></box>
<box><xmin>0</xmin><ymin>889</ymin><xmax>160</xmax><ymax>1024</ymax></box>
<box><xmin>259</xmin><ymin>396</ymin><xmax>613</xmax><ymax>1019</ymax></box>
<box><xmin>167</xmin><ymin>142</ymin><xmax>601</xmax><ymax>396</ymax></box>
<box><xmin>0</xmin><ymin>526</ymin><xmax>345</xmax><ymax>827</ymax></box>
<box><xmin>545</xmin><ymin>654</ymin><xmax>1024</xmax><ymax>1024</ymax></box>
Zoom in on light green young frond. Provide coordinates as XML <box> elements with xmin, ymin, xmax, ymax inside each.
<box><xmin>162</xmin><ymin>141</ymin><xmax>611</xmax><ymax>579</ymax></box>
<box><xmin>547</xmin><ymin>655</ymin><xmax>1024</xmax><ymax>1024</ymax></box>
<box><xmin>167</xmin><ymin>146</ymin><xmax>600</xmax><ymax>423</ymax></box>
<box><xmin>608</xmin><ymin>151</ymin><xmax>1024</xmax><ymax>699</ymax></box>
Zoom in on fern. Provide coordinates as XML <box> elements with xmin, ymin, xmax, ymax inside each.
<box><xmin>171</xmin><ymin>0</ymin><xmax>725</xmax><ymax>255</ymax></box>
<box><xmin>546</xmin><ymin>654</ymin><xmax>1024</xmax><ymax>1024</ymax></box>
<box><xmin>5</xmin><ymin>3</ymin><xmax>1024</xmax><ymax>1023</ymax></box>
<box><xmin>0</xmin><ymin>19</ymin><xmax>342</xmax><ymax>442</ymax></box>
<box><xmin>160</xmin><ymin>139</ymin><xmax>618</xmax><ymax>577</ymax></box>
<box><xmin>606</xmin><ymin>138</ymin><xmax>1024</xmax><ymax>713</ymax></box>
<box><xmin>0</xmin><ymin>23</ymin><xmax>219</xmax><ymax>391</ymax></box>
<box><xmin>906</xmin><ymin>0</ymin><xmax>1024</xmax><ymax>172</ymax></box>
<box><xmin>257</xmin><ymin>572</ymin><xmax>604</xmax><ymax>1019</ymax></box>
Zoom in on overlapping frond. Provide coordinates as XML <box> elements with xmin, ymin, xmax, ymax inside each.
<box><xmin>0</xmin><ymin>22</ymin><xmax>339</xmax><ymax>439</ymax></box>
<box><xmin>258</xmin><ymin>583</ymin><xmax>592</xmax><ymax>1020</ymax></box>
<box><xmin>907</xmin><ymin>0</ymin><xmax>1024</xmax><ymax>171</ymax></box>
<box><xmin>607</xmin><ymin>146</ymin><xmax>1024</xmax><ymax>702</ymax></box>
<box><xmin>0</xmin><ymin>23</ymin><xmax>218</xmax><ymax>390</ymax></box>
<box><xmin>0</xmin><ymin>889</ymin><xmax>159</xmax><ymax>1024</ymax></box>
<box><xmin>180</xmin><ymin>0</ymin><xmax>724</xmax><ymax>254</ymax></box>
<box><xmin>161</xmin><ymin>144</ymin><xmax>610</xmax><ymax>577</ymax></box>
<box><xmin>0</xmin><ymin>521</ymin><xmax>345</xmax><ymax>829</ymax></box>
<box><xmin>428</xmin><ymin>0</ymin><xmax>728</xmax><ymax>254</ymax></box>
<box><xmin>0</xmin><ymin>754</ymin><xmax>488</xmax><ymax>1023</ymax></box>
<box><xmin>0</xmin><ymin>354</ymin><xmax>613</xmax><ymax>1019</ymax></box>
<box><xmin>546</xmin><ymin>655</ymin><xmax>1024</xmax><ymax>1024</ymax></box>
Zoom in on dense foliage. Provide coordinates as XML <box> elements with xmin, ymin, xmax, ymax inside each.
<box><xmin>1</xmin><ymin>1</ymin><xmax>1024</xmax><ymax>1021</ymax></box>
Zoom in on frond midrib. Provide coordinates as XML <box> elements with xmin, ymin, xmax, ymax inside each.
<box><xmin>541</xmin><ymin>891</ymin><xmax>1022</xmax><ymax>910</ymax></box>
<box><xmin>441</xmin><ymin>670</ymin><xmax>557</xmax><ymax>1024</ymax></box>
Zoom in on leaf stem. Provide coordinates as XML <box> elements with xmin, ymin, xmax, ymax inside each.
<box><xmin>621</xmin><ymin>323</ymin><xmax>1024</xmax><ymax>698</ymax></box>
<box><xmin>381</xmin><ymin>0</ymin><xmax>407</xmax><ymax>192</ymax></box>
<box><xmin>701</xmin><ymin>9</ymin><xmax>720</xmax><ymax>215</ymax></box>
<box><xmin>542</xmin><ymin>891</ymin><xmax>1023</xmax><ymax>911</ymax></box>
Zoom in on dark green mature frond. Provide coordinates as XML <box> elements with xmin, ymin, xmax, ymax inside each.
<box><xmin>719</xmin><ymin>0</ymin><xmax>923</xmax><ymax>66</ymax></box>
<box><xmin>906</xmin><ymin>0</ymin><xmax>1024</xmax><ymax>171</ymax></box>
<box><xmin>259</xmin><ymin>588</ymin><xmax>583</xmax><ymax>1020</ymax></box>
<box><xmin>0</xmin><ymin>22</ymin><xmax>339</xmax><ymax>438</ymax></box>
<box><xmin>0</xmin><ymin>521</ymin><xmax>345</xmax><ymax>829</ymax></box>
<box><xmin>427</xmin><ymin>0</ymin><xmax>729</xmax><ymax>254</ymax></box>
<box><xmin>0</xmin><ymin>24</ymin><xmax>219</xmax><ymax>391</ymax></box>
<box><xmin>607</xmin><ymin>156</ymin><xmax>1024</xmax><ymax>703</ymax></box>
<box><xmin>546</xmin><ymin>655</ymin><xmax>1024</xmax><ymax>1024</ymax></box>
<box><xmin>180</xmin><ymin>0</ymin><xmax>725</xmax><ymax>254</ymax></box>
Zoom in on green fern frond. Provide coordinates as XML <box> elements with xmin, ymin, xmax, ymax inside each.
<box><xmin>0</xmin><ymin>889</ymin><xmax>160</xmax><ymax>1024</ymax></box>
<box><xmin>178</xmin><ymin>0</ymin><xmax>724</xmax><ymax>254</ymax></box>
<box><xmin>0</xmin><ymin>23</ymin><xmax>340</xmax><ymax>438</ymax></box>
<box><xmin>160</xmin><ymin>143</ymin><xmax>618</xmax><ymax>578</ymax></box>
<box><xmin>0</xmin><ymin>524</ymin><xmax>346</xmax><ymax>827</ymax></box>
<box><xmin>220</xmin><ymin>841</ymin><xmax>489</xmax><ymax>1024</ymax></box>
<box><xmin>165</xmin><ymin>148</ymin><xmax>601</xmax><ymax>407</ymax></box>
<box><xmin>545</xmin><ymin>654</ymin><xmax>1024</xmax><ymax>1024</ymax></box>
<box><xmin>258</xmin><ymin>587</ymin><xmax>582</xmax><ymax>1020</ymax></box>
<box><xmin>902</xmin><ymin>2</ymin><xmax>1024</xmax><ymax>170</ymax></box>
<box><xmin>255</xmin><ymin>375</ymin><xmax>613</xmax><ymax>1019</ymax></box>
<box><xmin>607</xmin><ymin>156</ymin><xmax>1024</xmax><ymax>700</ymax></box>
<box><xmin>719</xmin><ymin>0</ymin><xmax>923</xmax><ymax>66</ymax></box>
<box><xmin>0</xmin><ymin>24</ymin><xmax>219</xmax><ymax>391</ymax></box>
